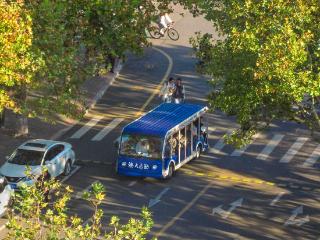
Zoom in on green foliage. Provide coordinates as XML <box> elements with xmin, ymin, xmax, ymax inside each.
<box><xmin>0</xmin><ymin>1</ymin><xmax>40</xmax><ymax>113</ymax></box>
<box><xmin>188</xmin><ymin>0</ymin><xmax>320</xmax><ymax>146</ymax></box>
<box><xmin>0</xmin><ymin>0</ymin><xmax>172</xmax><ymax>127</ymax></box>
<box><xmin>6</xmin><ymin>170</ymin><xmax>155</xmax><ymax>240</ymax></box>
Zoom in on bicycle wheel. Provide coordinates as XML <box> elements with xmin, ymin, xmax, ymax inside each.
<box><xmin>167</xmin><ymin>28</ymin><xmax>179</xmax><ymax>41</ymax></box>
<box><xmin>148</xmin><ymin>27</ymin><xmax>161</xmax><ymax>39</ymax></box>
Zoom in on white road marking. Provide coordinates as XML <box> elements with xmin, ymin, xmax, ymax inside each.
<box><xmin>257</xmin><ymin>134</ymin><xmax>284</xmax><ymax>161</ymax></box>
<box><xmin>231</xmin><ymin>133</ymin><xmax>262</xmax><ymax>157</ymax></box>
<box><xmin>61</xmin><ymin>165</ymin><xmax>81</xmax><ymax>183</ymax></box>
<box><xmin>209</xmin><ymin>137</ymin><xmax>226</xmax><ymax>155</ymax></box>
<box><xmin>136</xmin><ymin>46</ymin><xmax>173</xmax><ymax>116</ymax></box>
<box><xmin>209</xmin><ymin>131</ymin><xmax>231</xmax><ymax>155</ymax></box>
<box><xmin>156</xmin><ymin>182</ymin><xmax>212</xmax><ymax>238</ymax></box>
<box><xmin>70</xmin><ymin>117</ymin><xmax>103</xmax><ymax>139</ymax></box>
<box><xmin>128</xmin><ymin>181</ymin><xmax>137</xmax><ymax>187</ymax></box>
<box><xmin>270</xmin><ymin>192</ymin><xmax>286</xmax><ymax>206</ymax></box>
<box><xmin>230</xmin><ymin>145</ymin><xmax>247</xmax><ymax>157</ymax></box>
<box><xmin>280</xmin><ymin>137</ymin><xmax>308</xmax><ymax>163</ymax></box>
<box><xmin>302</xmin><ymin>144</ymin><xmax>320</xmax><ymax>167</ymax></box>
<box><xmin>91</xmin><ymin>118</ymin><xmax>124</xmax><ymax>141</ymax></box>
<box><xmin>148</xmin><ymin>187</ymin><xmax>170</xmax><ymax>208</ymax></box>
<box><xmin>75</xmin><ymin>180</ymin><xmax>100</xmax><ymax>199</ymax></box>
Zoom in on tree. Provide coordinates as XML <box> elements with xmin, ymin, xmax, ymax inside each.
<box><xmin>186</xmin><ymin>0</ymin><xmax>320</xmax><ymax>147</ymax></box>
<box><xmin>0</xmin><ymin>1</ymin><xmax>42</xmax><ymax>135</ymax></box>
<box><xmin>6</xmin><ymin>169</ymin><xmax>155</xmax><ymax>240</ymax></box>
<box><xmin>0</xmin><ymin>0</ymin><xmax>172</xmax><ymax>136</ymax></box>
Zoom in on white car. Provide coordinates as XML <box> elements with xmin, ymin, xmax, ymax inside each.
<box><xmin>0</xmin><ymin>139</ymin><xmax>75</xmax><ymax>190</ymax></box>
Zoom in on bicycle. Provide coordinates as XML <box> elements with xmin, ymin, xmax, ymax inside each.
<box><xmin>148</xmin><ymin>23</ymin><xmax>179</xmax><ymax>41</ymax></box>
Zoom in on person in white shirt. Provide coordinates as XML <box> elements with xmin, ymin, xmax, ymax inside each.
<box><xmin>159</xmin><ymin>13</ymin><xmax>173</xmax><ymax>36</ymax></box>
<box><xmin>159</xmin><ymin>77</ymin><xmax>176</xmax><ymax>103</ymax></box>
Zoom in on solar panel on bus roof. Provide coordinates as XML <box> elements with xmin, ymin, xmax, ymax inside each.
<box><xmin>123</xmin><ymin>103</ymin><xmax>206</xmax><ymax>137</ymax></box>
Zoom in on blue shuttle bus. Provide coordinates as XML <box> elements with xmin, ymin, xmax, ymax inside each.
<box><xmin>116</xmin><ymin>103</ymin><xmax>209</xmax><ymax>179</ymax></box>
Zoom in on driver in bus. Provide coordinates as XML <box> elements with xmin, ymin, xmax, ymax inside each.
<box><xmin>135</xmin><ymin>139</ymin><xmax>150</xmax><ymax>157</ymax></box>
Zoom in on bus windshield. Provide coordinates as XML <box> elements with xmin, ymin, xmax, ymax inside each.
<box><xmin>120</xmin><ymin>134</ymin><xmax>162</xmax><ymax>159</ymax></box>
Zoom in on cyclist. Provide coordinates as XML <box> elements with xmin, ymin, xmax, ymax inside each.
<box><xmin>159</xmin><ymin>13</ymin><xmax>173</xmax><ymax>36</ymax></box>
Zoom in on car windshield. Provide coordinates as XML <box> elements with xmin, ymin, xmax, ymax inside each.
<box><xmin>8</xmin><ymin>149</ymin><xmax>44</xmax><ymax>166</ymax></box>
<box><xmin>120</xmin><ymin>134</ymin><xmax>162</xmax><ymax>159</ymax></box>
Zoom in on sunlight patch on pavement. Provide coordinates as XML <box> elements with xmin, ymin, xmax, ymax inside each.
<box><xmin>180</xmin><ymin>166</ymin><xmax>277</xmax><ymax>191</ymax></box>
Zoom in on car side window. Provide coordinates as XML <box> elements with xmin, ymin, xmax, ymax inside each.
<box><xmin>44</xmin><ymin>148</ymin><xmax>55</xmax><ymax>161</ymax></box>
<box><xmin>55</xmin><ymin>145</ymin><xmax>65</xmax><ymax>155</ymax></box>
<box><xmin>45</xmin><ymin>145</ymin><xmax>65</xmax><ymax>161</ymax></box>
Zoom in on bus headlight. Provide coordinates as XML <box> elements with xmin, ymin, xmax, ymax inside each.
<box><xmin>152</xmin><ymin>165</ymin><xmax>157</xmax><ymax>170</ymax></box>
<box><xmin>121</xmin><ymin>162</ymin><xmax>127</xmax><ymax>167</ymax></box>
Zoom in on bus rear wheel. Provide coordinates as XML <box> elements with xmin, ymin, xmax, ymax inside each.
<box><xmin>167</xmin><ymin>164</ymin><xmax>175</xmax><ymax>179</ymax></box>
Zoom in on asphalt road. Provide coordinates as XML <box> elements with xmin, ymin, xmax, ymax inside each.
<box><xmin>2</xmin><ymin>5</ymin><xmax>320</xmax><ymax>240</ymax></box>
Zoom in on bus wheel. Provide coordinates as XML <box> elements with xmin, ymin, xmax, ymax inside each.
<box><xmin>167</xmin><ymin>164</ymin><xmax>175</xmax><ymax>179</ymax></box>
<box><xmin>196</xmin><ymin>145</ymin><xmax>202</xmax><ymax>159</ymax></box>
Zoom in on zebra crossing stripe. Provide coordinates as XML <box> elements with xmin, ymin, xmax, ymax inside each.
<box><xmin>91</xmin><ymin>118</ymin><xmax>124</xmax><ymax>141</ymax></box>
<box><xmin>257</xmin><ymin>134</ymin><xmax>284</xmax><ymax>161</ymax></box>
<box><xmin>231</xmin><ymin>133</ymin><xmax>262</xmax><ymax>157</ymax></box>
<box><xmin>279</xmin><ymin>137</ymin><xmax>308</xmax><ymax>163</ymax></box>
<box><xmin>70</xmin><ymin>117</ymin><xmax>103</xmax><ymax>139</ymax></box>
<box><xmin>302</xmin><ymin>144</ymin><xmax>320</xmax><ymax>167</ymax></box>
<box><xmin>209</xmin><ymin>130</ymin><xmax>232</xmax><ymax>155</ymax></box>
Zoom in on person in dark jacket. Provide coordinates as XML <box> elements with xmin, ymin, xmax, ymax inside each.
<box><xmin>173</xmin><ymin>78</ymin><xmax>185</xmax><ymax>104</ymax></box>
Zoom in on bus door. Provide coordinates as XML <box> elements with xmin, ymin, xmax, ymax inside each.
<box><xmin>164</xmin><ymin>134</ymin><xmax>179</xmax><ymax>169</ymax></box>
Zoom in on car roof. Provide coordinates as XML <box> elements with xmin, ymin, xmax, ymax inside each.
<box><xmin>123</xmin><ymin>103</ymin><xmax>208</xmax><ymax>137</ymax></box>
<box><xmin>18</xmin><ymin>139</ymin><xmax>68</xmax><ymax>152</ymax></box>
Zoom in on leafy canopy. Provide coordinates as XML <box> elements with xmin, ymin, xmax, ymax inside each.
<box><xmin>186</xmin><ymin>0</ymin><xmax>320</xmax><ymax>146</ymax></box>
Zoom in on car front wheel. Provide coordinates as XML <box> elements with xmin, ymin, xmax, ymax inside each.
<box><xmin>63</xmin><ymin>160</ymin><xmax>72</xmax><ymax>176</ymax></box>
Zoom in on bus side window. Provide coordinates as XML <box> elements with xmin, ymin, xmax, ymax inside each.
<box><xmin>172</xmin><ymin>133</ymin><xmax>179</xmax><ymax>158</ymax></box>
<box><xmin>164</xmin><ymin>138</ymin><xmax>171</xmax><ymax>158</ymax></box>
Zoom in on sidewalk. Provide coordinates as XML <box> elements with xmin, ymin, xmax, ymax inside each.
<box><xmin>0</xmin><ymin>62</ymin><xmax>122</xmax><ymax>166</ymax></box>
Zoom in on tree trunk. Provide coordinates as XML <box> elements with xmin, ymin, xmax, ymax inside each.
<box><xmin>0</xmin><ymin>109</ymin><xmax>5</xmax><ymax>128</ymax></box>
<box><xmin>16</xmin><ymin>115</ymin><xmax>28</xmax><ymax>136</ymax></box>
<box><xmin>14</xmin><ymin>84</ymin><xmax>29</xmax><ymax>136</ymax></box>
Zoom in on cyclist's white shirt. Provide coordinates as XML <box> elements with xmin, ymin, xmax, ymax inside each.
<box><xmin>159</xmin><ymin>13</ymin><xmax>173</xmax><ymax>28</ymax></box>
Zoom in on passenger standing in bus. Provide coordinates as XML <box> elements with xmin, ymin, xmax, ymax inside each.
<box><xmin>173</xmin><ymin>78</ymin><xmax>185</xmax><ymax>104</ymax></box>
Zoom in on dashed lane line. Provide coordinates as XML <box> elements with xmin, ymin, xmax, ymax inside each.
<box><xmin>128</xmin><ymin>181</ymin><xmax>137</xmax><ymax>187</ymax></box>
<box><xmin>155</xmin><ymin>181</ymin><xmax>212</xmax><ymax>238</ymax></box>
